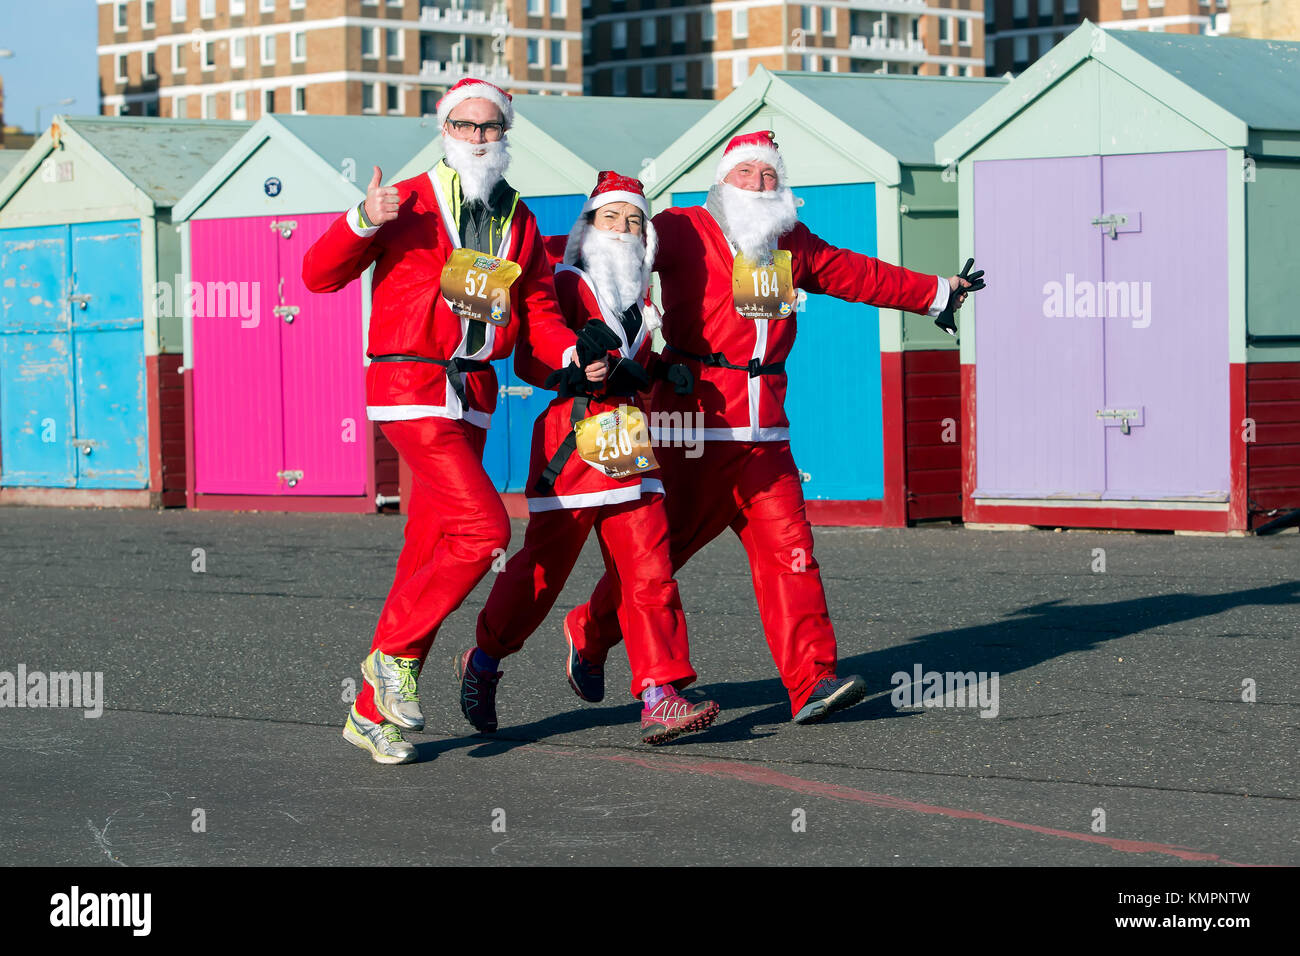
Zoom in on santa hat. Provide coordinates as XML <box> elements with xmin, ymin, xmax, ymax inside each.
<box><xmin>563</xmin><ymin>171</ymin><xmax>659</xmax><ymax>323</ymax></box>
<box><xmin>714</xmin><ymin>130</ymin><xmax>786</xmax><ymax>186</ymax></box>
<box><xmin>435</xmin><ymin>77</ymin><xmax>514</xmax><ymax>131</ymax></box>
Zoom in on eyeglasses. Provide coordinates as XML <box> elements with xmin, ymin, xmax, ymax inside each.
<box><xmin>445</xmin><ymin>119</ymin><xmax>506</xmax><ymax>140</ymax></box>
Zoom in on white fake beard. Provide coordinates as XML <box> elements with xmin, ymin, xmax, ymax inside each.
<box><xmin>707</xmin><ymin>182</ymin><xmax>799</xmax><ymax>262</ymax></box>
<box><xmin>442</xmin><ymin>134</ymin><xmax>511</xmax><ymax>203</ymax></box>
<box><xmin>580</xmin><ymin>226</ymin><xmax>646</xmax><ymax>315</ymax></box>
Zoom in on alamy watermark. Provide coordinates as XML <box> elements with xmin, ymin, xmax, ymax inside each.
<box><xmin>890</xmin><ymin>664</ymin><xmax>999</xmax><ymax>718</ymax></box>
<box><xmin>0</xmin><ymin>665</ymin><xmax>104</xmax><ymax>718</ymax></box>
<box><xmin>1042</xmin><ymin>273</ymin><xmax>1151</xmax><ymax>328</ymax></box>
<box><xmin>153</xmin><ymin>275</ymin><xmax>260</xmax><ymax>328</ymax></box>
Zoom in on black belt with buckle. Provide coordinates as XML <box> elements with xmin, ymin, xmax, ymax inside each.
<box><xmin>665</xmin><ymin>345</ymin><xmax>785</xmax><ymax>377</ymax></box>
<box><xmin>370</xmin><ymin>353</ymin><xmax>492</xmax><ymax>407</ymax></box>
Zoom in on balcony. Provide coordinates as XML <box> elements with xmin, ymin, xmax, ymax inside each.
<box><xmin>419</xmin><ymin>6</ymin><xmax>511</xmax><ymax>33</ymax></box>
<box><xmin>419</xmin><ymin>60</ymin><xmax>511</xmax><ymax>84</ymax></box>
<box><xmin>845</xmin><ymin>0</ymin><xmax>927</xmax><ymax>12</ymax></box>
<box><xmin>848</xmin><ymin>34</ymin><xmax>927</xmax><ymax>59</ymax></box>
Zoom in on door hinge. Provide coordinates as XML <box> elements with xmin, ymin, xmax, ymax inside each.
<box><xmin>277</xmin><ymin>469</ymin><xmax>304</xmax><ymax>487</ymax></box>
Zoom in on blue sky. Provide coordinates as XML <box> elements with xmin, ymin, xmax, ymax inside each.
<box><xmin>1</xmin><ymin>0</ymin><xmax>99</xmax><ymax>133</ymax></box>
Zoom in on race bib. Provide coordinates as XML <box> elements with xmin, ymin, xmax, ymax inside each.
<box><xmin>733</xmin><ymin>250</ymin><xmax>796</xmax><ymax>321</ymax></box>
<box><xmin>575</xmin><ymin>405</ymin><xmax>658</xmax><ymax>480</ymax></box>
<box><xmin>440</xmin><ymin>248</ymin><xmax>521</xmax><ymax>327</ymax></box>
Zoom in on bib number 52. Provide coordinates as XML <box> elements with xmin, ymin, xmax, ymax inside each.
<box><xmin>464</xmin><ymin>269</ymin><xmax>488</xmax><ymax>298</ymax></box>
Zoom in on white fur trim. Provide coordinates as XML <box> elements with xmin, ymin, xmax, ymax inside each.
<box><xmin>716</xmin><ymin>143</ymin><xmax>786</xmax><ymax>186</ymax></box>
<box><xmin>583</xmin><ymin>190</ymin><xmax>649</xmax><ymax>216</ymax></box>
<box><xmin>436</xmin><ymin>80</ymin><xmax>514</xmax><ymax>130</ymax></box>
<box><xmin>562</xmin><ymin>215</ymin><xmax>656</xmax><ymax>296</ymax></box>
<box><xmin>641</xmin><ymin>217</ymin><xmax>657</xmax><ymax>293</ymax></box>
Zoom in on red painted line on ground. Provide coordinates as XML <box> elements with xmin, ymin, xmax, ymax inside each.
<box><xmin>536</xmin><ymin>748</ymin><xmax>1260</xmax><ymax>866</ymax></box>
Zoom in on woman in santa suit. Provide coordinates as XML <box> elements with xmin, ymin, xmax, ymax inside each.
<box><xmin>456</xmin><ymin>172</ymin><xmax>720</xmax><ymax>746</ymax></box>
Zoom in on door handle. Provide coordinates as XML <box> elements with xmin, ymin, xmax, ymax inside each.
<box><xmin>274</xmin><ymin>305</ymin><xmax>300</xmax><ymax>323</ymax></box>
<box><xmin>69</xmin><ymin>294</ymin><xmax>92</xmax><ymax>310</ymax></box>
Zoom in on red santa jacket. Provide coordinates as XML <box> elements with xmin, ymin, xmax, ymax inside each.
<box><xmin>647</xmin><ymin>204</ymin><xmax>942</xmax><ymax>442</ymax></box>
<box><xmin>517</xmin><ymin>266</ymin><xmax>664</xmax><ymax>512</ymax></box>
<box><xmin>301</xmin><ymin>171</ymin><xmax>576</xmax><ymax>429</ymax></box>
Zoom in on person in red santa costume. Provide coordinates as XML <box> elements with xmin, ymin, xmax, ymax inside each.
<box><xmin>564</xmin><ymin>131</ymin><xmax>983</xmax><ymax>725</ymax></box>
<box><xmin>457</xmin><ymin>171</ymin><xmax>720</xmax><ymax>745</ymax></box>
<box><xmin>302</xmin><ymin>77</ymin><xmax>604</xmax><ymax>765</ymax></box>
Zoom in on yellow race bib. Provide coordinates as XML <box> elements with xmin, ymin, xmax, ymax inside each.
<box><xmin>733</xmin><ymin>250</ymin><xmax>796</xmax><ymax>321</ymax></box>
<box><xmin>574</xmin><ymin>405</ymin><xmax>658</xmax><ymax>480</ymax></box>
<box><xmin>440</xmin><ymin>248</ymin><xmax>521</xmax><ymax>327</ymax></box>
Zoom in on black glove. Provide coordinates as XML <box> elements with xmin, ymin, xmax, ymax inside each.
<box><xmin>544</xmin><ymin>361</ymin><xmax>588</xmax><ymax>399</ymax></box>
<box><xmin>575</xmin><ymin>320</ymin><xmax>622</xmax><ymax>367</ymax></box>
<box><xmin>935</xmin><ymin>258</ymin><xmax>986</xmax><ymax>337</ymax></box>
<box><xmin>664</xmin><ymin>363</ymin><xmax>694</xmax><ymax>396</ymax></box>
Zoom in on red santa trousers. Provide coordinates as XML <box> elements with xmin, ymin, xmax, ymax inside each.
<box><xmin>569</xmin><ymin>439</ymin><xmax>838</xmax><ymax>716</ymax></box>
<box><xmin>353</xmin><ymin>416</ymin><xmax>510</xmax><ymax>724</ymax></box>
<box><xmin>476</xmin><ymin>493</ymin><xmax>697</xmax><ymax>699</ymax></box>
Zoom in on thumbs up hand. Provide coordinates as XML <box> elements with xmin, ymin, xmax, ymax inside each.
<box><xmin>363</xmin><ymin>166</ymin><xmax>400</xmax><ymax>226</ymax></box>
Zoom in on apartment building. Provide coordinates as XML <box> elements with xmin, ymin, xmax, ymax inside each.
<box><xmin>582</xmin><ymin>1</ymin><xmax>987</xmax><ymax>100</ymax></box>
<box><xmin>97</xmin><ymin>0</ymin><xmax>581</xmax><ymax>122</ymax></box>
<box><xmin>1228</xmin><ymin>0</ymin><xmax>1299</xmax><ymax>38</ymax></box>
<box><xmin>984</xmin><ymin>0</ymin><xmax>1230</xmax><ymax>76</ymax></box>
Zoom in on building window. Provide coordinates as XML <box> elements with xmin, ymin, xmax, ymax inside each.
<box><xmin>940</xmin><ymin>16</ymin><xmax>953</xmax><ymax>43</ymax></box>
<box><xmin>144</xmin><ymin>50</ymin><xmax>156</xmax><ymax>77</ymax></box>
<box><xmin>1120</xmin><ymin>0</ymin><xmax>1137</xmax><ymax>9</ymax></box>
<box><xmin>672</xmin><ymin>13</ymin><xmax>686</xmax><ymax>45</ymax></box>
<box><xmin>387</xmin><ymin>28</ymin><xmax>402</xmax><ymax>59</ymax></box>
<box><xmin>232</xmin><ymin>35</ymin><xmax>247</xmax><ymax>67</ymax></box>
<box><xmin>114</xmin><ymin>2</ymin><xmax>127</xmax><ymax>31</ymax></box>
<box><xmin>362</xmin><ymin>27</ymin><xmax>378</xmax><ymax>58</ymax></box>
<box><xmin>292</xmin><ymin>30</ymin><xmax>306</xmax><ymax>61</ymax></box>
<box><xmin>527</xmin><ymin>0</ymin><xmax>542</xmax><ymax>15</ymax></box>
<box><xmin>583</xmin><ymin>74</ymin><xmax>592</xmax><ymax>94</ymax></box>
<box><xmin>292</xmin><ymin>86</ymin><xmax>306</xmax><ymax>113</ymax></box>
<box><xmin>985</xmin><ymin>38</ymin><xmax>993</xmax><ymax>63</ymax></box>
<box><xmin>1013</xmin><ymin>34</ymin><xmax>1028</xmax><ymax>64</ymax></box>
<box><xmin>232</xmin><ymin>90</ymin><xmax>248</xmax><ymax>119</ymax></box>
<box><xmin>172</xmin><ymin>43</ymin><xmax>185</xmax><ymax>74</ymax></box>
<box><xmin>261</xmin><ymin>0</ymin><xmax>276</xmax><ymax>11</ymax></box>
<box><xmin>960</xmin><ymin>17</ymin><xmax>971</xmax><ymax>45</ymax></box>
<box><xmin>231</xmin><ymin>0</ymin><xmax>246</xmax><ymax>13</ymax></box>
<box><xmin>732</xmin><ymin>9</ymin><xmax>748</xmax><ymax>38</ymax></box>
<box><xmin>701</xmin><ymin>10</ymin><xmax>716</xmax><ymax>40</ymax></box>
<box><xmin>643</xmin><ymin>16</ymin><xmax>657</xmax><ymax>47</ymax></box>
<box><xmin>202</xmin><ymin>39</ymin><xmax>215</xmax><ymax>70</ymax></box>
<box><xmin>822</xmin><ymin>6</ymin><xmax>834</xmax><ymax>34</ymax></box>
<box><xmin>171</xmin><ymin>94</ymin><xmax>185</xmax><ymax>117</ymax></box>
<box><xmin>671</xmin><ymin>61</ymin><xmax>686</xmax><ymax>90</ymax></box>
<box><xmin>550</xmin><ymin>39</ymin><xmax>565</xmax><ymax>68</ymax></box>
<box><xmin>200</xmin><ymin>0</ymin><xmax>215</xmax><ymax>17</ymax></box>
<box><xmin>641</xmin><ymin>64</ymin><xmax>656</xmax><ymax>93</ymax></box>
<box><xmin>613</xmin><ymin>68</ymin><xmax>627</xmax><ymax>95</ymax></box>
<box><xmin>386</xmin><ymin>83</ymin><xmax>401</xmax><ymax>113</ymax></box>
<box><xmin>1013</xmin><ymin>0</ymin><xmax>1027</xmax><ymax>22</ymax></box>
<box><xmin>172</xmin><ymin>0</ymin><xmax>185</xmax><ymax>22</ymax></box>
<box><xmin>612</xmin><ymin>21</ymin><xmax>626</xmax><ymax>49</ymax></box>
<box><xmin>142</xmin><ymin>0</ymin><xmax>156</xmax><ymax>27</ymax></box>
<box><xmin>1038</xmin><ymin>32</ymin><xmax>1052</xmax><ymax>55</ymax></box>
<box><xmin>550</xmin><ymin>0</ymin><xmax>564</xmax><ymax>16</ymax></box>
<box><xmin>115</xmin><ymin>53</ymin><xmax>129</xmax><ymax>82</ymax></box>
<box><xmin>362</xmin><ymin>83</ymin><xmax>378</xmax><ymax>113</ymax></box>
<box><xmin>291</xmin><ymin>0</ymin><xmax>305</xmax><ymax>8</ymax></box>
<box><xmin>732</xmin><ymin>54</ymin><xmax>747</xmax><ymax>87</ymax></box>
<box><xmin>261</xmin><ymin>34</ymin><xmax>276</xmax><ymax>64</ymax></box>
<box><xmin>984</xmin><ymin>0</ymin><xmax>994</xmax><ymax>28</ymax></box>
<box><xmin>701</xmin><ymin>58</ymin><xmax>715</xmax><ymax>90</ymax></box>
<box><xmin>527</xmin><ymin>38</ymin><xmax>541</xmax><ymax>66</ymax></box>
<box><xmin>263</xmin><ymin>88</ymin><xmax>275</xmax><ymax>114</ymax></box>
<box><xmin>1038</xmin><ymin>0</ymin><xmax>1052</xmax><ymax>18</ymax></box>
<box><xmin>1064</xmin><ymin>0</ymin><xmax>1079</xmax><ymax>13</ymax></box>
<box><xmin>1149</xmin><ymin>0</ymin><xmax>1165</xmax><ymax>7</ymax></box>
<box><xmin>583</xmin><ymin>25</ymin><xmax>591</xmax><ymax>55</ymax></box>
<box><xmin>801</xmin><ymin>6</ymin><xmax>813</xmax><ymax>31</ymax></box>
<box><xmin>201</xmin><ymin>92</ymin><xmax>216</xmax><ymax>118</ymax></box>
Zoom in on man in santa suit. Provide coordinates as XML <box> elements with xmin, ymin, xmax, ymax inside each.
<box><xmin>302</xmin><ymin>77</ymin><xmax>602</xmax><ymax>765</ymax></box>
<box><xmin>565</xmin><ymin>131</ymin><xmax>980</xmax><ymax>725</ymax></box>
<box><xmin>458</xmin><ymin>171</ymin><xmax>720</xmax><ymax>745</ymax></box>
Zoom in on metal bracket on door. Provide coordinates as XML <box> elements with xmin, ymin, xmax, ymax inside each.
<box><xmin>69</xmin><ymin>294</ymin><xmax>92</xmax><ymax>310</ymax></box>
<box><xmin>498</xmin><ymin>385</ymin><xmax>533</xmax><ymax>398</ymax></box>
<box><xmin>269</xmin><ymin>220</ymin><xmax>297</xmax><ymax>238</ymax></box>
<box><xmin>277</xmin><ymin>469</ymin><xmax>304</xmax><ymax>487</ymax></box>
<box><xmin>274</xmin><ymin>305</ymin><xmax>300</xmax><ymax>324</ymax></box>
<box><xmin>70</xmin><ymin>438</ymin><xmax>96</xmax><ymax>456</ymax></box>
<box><xmin>1096</xmin><ymin>407</ymin><xmax>1143</xmax><ymax>435</ymax></box>
<box><xmin>1090</xmin><ymin>214</ymin><xmax>1128</xmax><ymax>239</ymax></box>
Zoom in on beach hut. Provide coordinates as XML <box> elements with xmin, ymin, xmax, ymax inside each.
<box><xmin>391</xmin><ymin>94</ymin><xmax>714</xmax><ymax>506</ymax></box>
<box><xmin>0</xmin><ymin>116</ymin><xmax>249</xmax><ymax>507</ymax></box>
<box><xmin>640</xmin><ymin>67</ymin><xmax>1007</xmax><ymax>525</ymax></box>
<box><xmin>172</xmin><ymin>115</ymin><xmax>437</xmax><ymax>513</ymax></box>
<box><xmin>935</xmin><ymin>24</ymin><xmax>1300</xmax><ymax>533</ymax></box>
